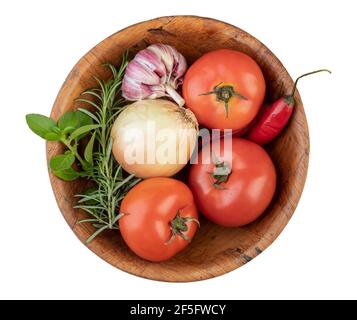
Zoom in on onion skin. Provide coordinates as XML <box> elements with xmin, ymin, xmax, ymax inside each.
<box><xmin>111</xmin><ymin>99</ymin><xmax>198</xmax><ymax>178</ymax></box>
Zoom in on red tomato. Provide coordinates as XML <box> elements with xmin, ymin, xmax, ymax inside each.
<box><xmin>119</xmin><ymin>177</ymin><xmax>199</xmax><ymax>262</ymax></box>
<box><xmin>189</xmin><ymin>138</ymin><xmax>276</xmax><ymax>227</ymax></box>
<box><xmin>183</xmin><ymin>49</ymin><xmax>266</xmax><ymax>131</ymax></box>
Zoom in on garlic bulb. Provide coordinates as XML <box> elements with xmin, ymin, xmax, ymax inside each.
<box><xmin>111</xmin><ymin>99</ymin><xmax>198</xmax><ymax>178</ymax></box>
<box><xmin>122</xmin><ymin>44</ymin><xmax>187</xmax><ymax>107</ymax></box>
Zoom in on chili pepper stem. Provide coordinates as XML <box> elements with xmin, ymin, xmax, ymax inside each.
<box><xmin>291</xmin><ymin>69</ymin><xmax>332</xmax><ymax>97</ymax></box>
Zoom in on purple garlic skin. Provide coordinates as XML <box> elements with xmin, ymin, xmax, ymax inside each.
<box><xmin>122</xmin><ymin>44</ymin><xmax>187</xmax><ymax>107</ymax></box>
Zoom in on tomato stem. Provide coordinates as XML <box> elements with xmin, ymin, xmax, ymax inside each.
<box><xmin>211</xmin><ymin>153</ymin><xmax>231</xmax><ymax>189</ymax></box>
<box><xmin>166</xmin><ymin>210</ymin><xmax>200</xmax><ymax>244</ymax></box>
<box><xmin>199</xmin><ymin>83</ymin><xmax>247</xmax><ymax>117</ymax></box>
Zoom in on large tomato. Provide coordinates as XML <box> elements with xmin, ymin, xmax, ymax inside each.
<box><xmin>183</xmin><ymin>49</ymin><xmax>265</xmax><ymax>131</ymax></box>
<box><xmin>189</xmin><ymin>138</ymin><xmax>276</xmax><ymax>227</ymax></box>
<box><xmin>119</xmin><ymin>177</ymin><xmax>199</xmax><ymax>262</ymax></box>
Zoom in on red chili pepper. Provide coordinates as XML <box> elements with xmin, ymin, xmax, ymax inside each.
<box><xmin>245</xmin><ymin>69</ymin><xmax>331</xmax><ymax>145</ymax></box>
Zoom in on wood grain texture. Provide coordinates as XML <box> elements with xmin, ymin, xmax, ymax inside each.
<box><xmin>46</xmin><ymin>16</ymin><xmax>309</xmax><ymax>282</ymax></box>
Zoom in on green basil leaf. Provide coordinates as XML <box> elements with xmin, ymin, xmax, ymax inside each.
<box><xmin>69</xmin><ymin>124</ymin><xmax>101</xmax><ymax>141</ymax></box>
<box><xmin>77</xmin><ymin>111</ymin><xmax>93</xmax><ymax>127</ymax></box>
<box><xmin>50</xmin><ymin>153</ymin><xmax>75</xmax><ymax>171</ymax></box>
<box><xmin>75</xmin><ymin>111</ymin><xmax>94</xmax><ymax>140</ymax></box>
<box><xmin>57</xmin><ymin>111</ymin><xmax>93</xmax><ymax>136</ymax></box>
<box><xmin>52</xmin><ymin>126</ymin><xmax>62</xmax><ymax>134</ymax></box>
<box><xmin>26</xmin><ymin>114</ymin><xmax>58</xmax><ymax>140</ymax></box>
<box><xmin>44</xmin><ymin>132</ymin><xmax>61</xmax><ymax>141</ymax></box>
<box><xmin>84</xmin><ymin>132</ymin><xmax>96</xmax><ymax>165</ymax></box>
<box><xmin>53</xmin><ymin>167</ymin><xmax>80</xmax><ymax>181</ymax></box>
<box><xmin>58</xmin><ymin>112</ymin><xmax>78</xmax><ymax>133</ymax></box>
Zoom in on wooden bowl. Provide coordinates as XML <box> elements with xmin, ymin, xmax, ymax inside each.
<box><xmin>47</xmin><ymin>16</ymin><xmax>309</xmax><ymax>282</ymax></box>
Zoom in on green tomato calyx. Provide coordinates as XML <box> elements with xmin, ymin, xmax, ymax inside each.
<box><xmin>166</xmin><ymin>210</ymin><xmax>200</xmax><ymax>244</ymax></box>
<box><xmin>199</xmin><ymin>82</ymin><xmax>248</xmax><ymax>117</ymax></box>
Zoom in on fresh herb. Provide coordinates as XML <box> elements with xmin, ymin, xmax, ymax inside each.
<box><xmin>26</xmin><ymin>110</ymin><xmax>98</xmax><ymax>179</ymax></box>
<box><xmin>26</xmin><ymin>53</ymin><xmax>141</xmax><ymax>242</ymax></box>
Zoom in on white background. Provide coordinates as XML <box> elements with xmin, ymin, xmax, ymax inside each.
<box><xmin>0</xmin><ymin>0</ymin><xmax>356</xmax><ymax>300</ymax></box>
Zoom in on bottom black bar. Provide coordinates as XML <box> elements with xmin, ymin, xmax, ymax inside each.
<box><xmin>0</xmin><ymin>299</ymin><xmax>350</xmax><ymax>318</ymax></box>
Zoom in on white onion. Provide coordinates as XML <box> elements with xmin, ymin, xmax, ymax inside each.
<box><xmin>111</xmin><ymin>99</ymin><xmax>198</xmax><ymax>178</ymax></box>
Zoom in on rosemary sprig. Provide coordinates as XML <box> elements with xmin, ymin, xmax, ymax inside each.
<box><xmin>74</xmin><ymin>53</ymin><xmax>141</xmax><ymax>243</ymax></box>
